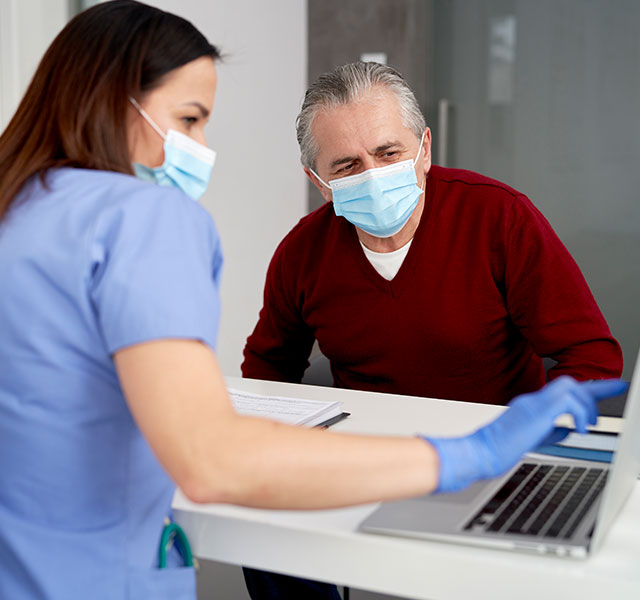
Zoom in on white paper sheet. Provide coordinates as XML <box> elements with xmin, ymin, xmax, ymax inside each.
<box><xmin>228</xmin><ymin>388</ymin><xmax>342</xmax><ymax>427</ymax></box>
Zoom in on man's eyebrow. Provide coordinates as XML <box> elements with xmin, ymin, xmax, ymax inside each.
<box><xmin>374</xmin><ymin>141</ymin><xmax>405</xmax><ymax>153</ymax></box>
<box><xmin>329</xmin><ymin>142</ymin><xmax>406</xmax><ymax>169</ymax></box>
<box><xmin>329</xmin><ymin>155</ymin><xmax>359</xmax><ymax>170</ymax></box>
<box><xmin>181</xmin><ymin>101</ymin><xmax>209</xmax><ymax>118</ymax></box>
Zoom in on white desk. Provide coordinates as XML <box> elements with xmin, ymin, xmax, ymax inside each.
<box><xmin>173</xmin><ymin>377</ymin><xmax>640</xmax><ymax>600</ymax></box>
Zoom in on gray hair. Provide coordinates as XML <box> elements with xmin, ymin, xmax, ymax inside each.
<box><xmin>296</xmin><ymin>62</ymin><xmax>425</xmax><ymax>170</ymax></box>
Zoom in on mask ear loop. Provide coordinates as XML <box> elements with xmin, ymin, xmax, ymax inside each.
<box><xmin>413</xmin><ymin>131</ymin><xmax>428</xmax><ymax>191</ymax></box>
<box><xmin>308</xmin><ymin>166</ymin><xmax>331</xmax><ymax>190</ymax></box>
<box><xmin>412</xmin><ymin>130</ymin><xmax>427</xmax><ymax>167</ymax></box>
<box><xmin>129</xmin><ymin>96</ymin><xmax>167</xmax><ymax>141</ymax></box>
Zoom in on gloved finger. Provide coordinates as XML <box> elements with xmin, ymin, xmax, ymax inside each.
<box><xmin>545</xmin><ymin>375</ymin><xmax>578</xmax><ymax>394</ymax></box>
<box><xmin>567</xmin><ymin>385</ymin><xmax>599</xmax><ymax>426</ymax></box>
<box><xmin>537</xmin><ymin>376</ymin><xmax>580</xmax><ymax>413</ymax></box>
<box><xmin>542</xmin><ymin>380</ymin><xmax>590</xmax><ymax>432</ymax></box>
<box><xmin>566</xmin><ymin>390</ymin><xmax>591</xmax><ymax>433</ymax></box>
<box><xmin>538</xmin><ymin>426</ymin><xmax>571</xmax><ymax>446</ymax></box>
<box><xmin>580</xmin><ymin>379</ymin><xmax>629</xmax><ymax>400</ymax></box>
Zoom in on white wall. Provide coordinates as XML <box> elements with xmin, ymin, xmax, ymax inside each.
<box><xmin>0</xmin><ymin>0</ymin><xmax>68</xmax><ymax>129</ymax></box>
<box><xmin>143</xmin><ymin>3</ymin><xmax>308</xmax><ymax>594</ymax></box>
<box><xmin>1</xmin><ymin>0</ymin><xmax>308</xmax><ymax>376</ymax></box>
<box><xmin>148</xmin><ymin>0</ymin><xmax>308</xmax><ymax>376</ymax></box>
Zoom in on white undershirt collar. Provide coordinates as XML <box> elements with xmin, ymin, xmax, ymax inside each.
<box><xmin>360</xmin><ymin>238</ymin><xmax>413</xmax><ymax>281</ymax></box>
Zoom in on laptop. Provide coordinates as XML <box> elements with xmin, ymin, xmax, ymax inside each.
<box><xmin>360</xmin><ymin>350</ymin><xmax>640</xmax><ymax>558</ymax></box>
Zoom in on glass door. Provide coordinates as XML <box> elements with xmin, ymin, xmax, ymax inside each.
<box><xmin>430</xmin><ymin>0</ymin><xmax>640</xmax><ymax>412</ymax></box>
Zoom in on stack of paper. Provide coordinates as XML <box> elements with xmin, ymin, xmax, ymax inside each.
<box><xmin>229</xmin><ymin>388</ymin><xmax>345</xmax><ymax>428</ymax></box>
<box><xmin>533</xmin><ymin>431</ymin><xmax>618</xmax><ymax>463</ymax></box>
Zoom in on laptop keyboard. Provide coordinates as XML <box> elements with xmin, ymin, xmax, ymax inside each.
<box><xmin>464</xmin><ymin>463</ymin><xmax>608</xmax><ymax>539</ymax></box>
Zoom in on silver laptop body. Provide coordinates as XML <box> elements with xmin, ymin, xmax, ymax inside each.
<box><xmin>360</xmin><ymin>351</ymin><xmax>640</xmax><ymax>558</ymax></box>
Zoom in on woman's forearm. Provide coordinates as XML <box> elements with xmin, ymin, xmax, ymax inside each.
<box><xmin>115</xmin><ymin>339</ymin><xmax>438</xmax><ymax>509</ymax></box>
<box><xmin>191</xmin><ymin>415</ymin><xmax>438</xmax><ymax>508</ymax></box>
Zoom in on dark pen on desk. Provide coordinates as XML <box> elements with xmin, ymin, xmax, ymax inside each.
<box><xmin>317</xmin><ymin>412</ymin><xmax>351</xmax><ymax>429</ymax></box>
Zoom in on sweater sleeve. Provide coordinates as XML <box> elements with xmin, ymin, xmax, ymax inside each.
<box><xmin>242</xmin><ymin>236</ymin><xmax>315</xmax><ymax>383</ymax></box>
<box><xmin>503</xmin><ymin>195</ymin><xmax>622</xmax><ymax>380</ymax></box>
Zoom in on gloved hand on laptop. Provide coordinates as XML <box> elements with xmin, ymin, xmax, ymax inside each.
<box><xmin>424</xmin><ymin>376</ymin><xmax>629</xmax><ymax>494</ymax></box>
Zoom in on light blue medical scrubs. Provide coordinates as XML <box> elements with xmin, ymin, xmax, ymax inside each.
<box><xmin>0</xmin><ymin>168</ymin><xmax>223</xmax><ymax>599</ymax></box>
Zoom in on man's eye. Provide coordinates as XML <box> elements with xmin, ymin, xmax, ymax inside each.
<box><xmin>337</xmin><ymin>163</ymin><xmax>354</xmax><ymax>174</ymax></box>
<box><xmin>383</xmin><ymin>151</ymin><xmax>398</xmax><ymax>158</ymax></box>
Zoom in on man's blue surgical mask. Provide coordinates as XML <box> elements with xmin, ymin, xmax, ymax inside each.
<box><xmin>129</xmin><ymin>97</ymin><xmax>216</xmax><ymax>201</ymax></box>
<box><xmin>310</xmin><ymin>133</ymin><xmax>426</xmax><ymax>238</ymax></box>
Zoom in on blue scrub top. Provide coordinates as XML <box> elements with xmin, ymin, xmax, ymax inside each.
<box><xmin>0</xmin><ymin>168</ymin><xmax>223</xmax><ymax>599</ymax></box>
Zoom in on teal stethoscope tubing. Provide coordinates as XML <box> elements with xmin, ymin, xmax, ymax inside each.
<box><xmin>158</xmin><ymin>521</ymin><xmax>194</xmax><ymax>569</ymax></box>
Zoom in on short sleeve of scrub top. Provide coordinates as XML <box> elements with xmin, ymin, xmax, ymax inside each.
<box><xmin>89</xmin><ymin>178</ymin><xmax>223</xmax><ymax>353</ymax></box>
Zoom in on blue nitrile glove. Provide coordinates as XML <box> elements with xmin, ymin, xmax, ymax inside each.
<box><xmin>424</xmin><ymin>376</ymin><xmax>629</xmax><ymax>494</ymax></box>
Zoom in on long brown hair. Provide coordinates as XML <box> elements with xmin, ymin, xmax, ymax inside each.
<box><xmin>0</xmin><ymin>0</ymin><xmax>219</xmax><ymax>221</ymax></box>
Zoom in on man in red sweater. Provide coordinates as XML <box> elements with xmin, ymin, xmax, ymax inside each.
<box><xmin>241</xmin><ymin>62</ymin><xmax>622</xmax><ymax>599</ymax></box>
<box><xmin>242</xmin><ymin>62</ymin><xmax>621</xmax><ymax>404</ymax></box>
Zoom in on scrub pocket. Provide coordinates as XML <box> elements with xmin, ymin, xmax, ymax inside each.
<box><xmin>128</xmin><ymin>565</ymin><xmax>196</xmax><ymax>600</ymax></box>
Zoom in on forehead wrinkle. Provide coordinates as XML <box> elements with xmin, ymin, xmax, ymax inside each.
<box><xmin>311</xmin><ymin>88</ymin><xmax>408</xmax><ymax>170</ymax></box>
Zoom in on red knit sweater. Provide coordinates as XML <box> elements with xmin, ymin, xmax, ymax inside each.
<box><xmin>242</xmin><ymin>166</ymin><xmax>622</xmax><ymax>405</ymax></box>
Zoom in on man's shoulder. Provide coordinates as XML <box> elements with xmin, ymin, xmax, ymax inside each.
<box><xmin>431</xmin><ymin>166</ymin><xmax>523</xmax><ymax>200</ymax></box>
<box><xmin>429</xmin><ymin>167</ymin><xmax>553</xmax><ymax>237</ymax></box>
<box><xmin>281</xmin><ymin>201</ymin><xmax>336</xmax><ymax>246</ymax></box>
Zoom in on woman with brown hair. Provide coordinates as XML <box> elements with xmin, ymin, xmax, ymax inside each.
<box><xmin>0</xmin><ymin>1</ymin><xmax>625</xmax><ymax>598</ymax></box>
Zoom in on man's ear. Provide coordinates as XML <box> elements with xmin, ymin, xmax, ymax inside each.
<box><xmin>304</xmin><ymin>168</ymin><xmax>332</xmax><ymax>203</ymax></box>
<box><xmin>420</xmin><ymin>127</ymin><xmax>433</xmax><ymax>175</ymax></box>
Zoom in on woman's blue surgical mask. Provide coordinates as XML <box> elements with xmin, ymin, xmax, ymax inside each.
<box><xmin>129</xmin><ymin>97</ymin><xmax>216</xmax><ymax>201</ymax></box>
<box><xmin>310</xmin><ymin>134</ymin><xmax>426</xmax><ymax>238</ymax></box>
